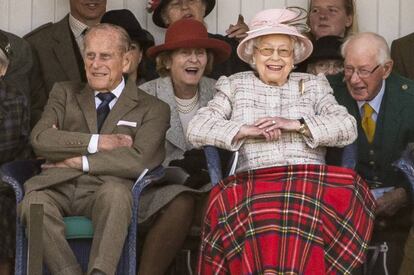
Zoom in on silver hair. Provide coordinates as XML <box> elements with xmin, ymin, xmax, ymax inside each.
<box><xmin>83</xmin><ymin>23</ymin><xmax>131</xmax><ymax>55</ymax></box>
<box><xmin>243</xmin><ymin>35</ymin><xmax>306</xmax><ymax>69</ymax></box>
<box><xmin>341</xmin><ymin>32</ymin><xmax>391</xmax><ymax>65</ymax></box>
<box><xmin>0</xmin><ymin>49</ymin><xmax>9</xmax><ymax>71</ymax></box>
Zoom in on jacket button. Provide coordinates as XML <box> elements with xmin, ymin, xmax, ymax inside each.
<box><xmin>373</xmin><ymin>176</ymin><xmax>379</xmax><ymax>181</ymax></box>
<box><xmin>369</xmin><ymin>150</ymin><xmax>375</xmax><ymax>155</ymax></box>
<box><xmin>369</xmin><ymin>161</ymin><xmax>375</xmax><ymax>166</ymax></box>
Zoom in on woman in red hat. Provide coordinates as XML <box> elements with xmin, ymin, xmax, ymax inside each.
<box><xmin>137</xmin><ymin>18</ymin><xmax>231</xmax><ymax>275</ymax></box>
<box><xmin>146</xmin><ymin>0</ymin><xmax>250</xmax><ymax>80</ymax></box>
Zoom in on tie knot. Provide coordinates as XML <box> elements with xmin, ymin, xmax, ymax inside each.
<box><xmin>97</xmin><ymin>92</ymin><xmax>115</xmax><ymax>103</ymax></box>
<box><xmin>363</xmin><ymin>103</ymin><xmax>374</xmax><ymax>117</ymax></box>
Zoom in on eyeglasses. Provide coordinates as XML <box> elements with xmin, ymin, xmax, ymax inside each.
<box><xmin>168</xmin><ymin>0</ymin><xmax>201</xmax><ymax>10</ymax></box>
<box><xmin>254</xmin><ymin>47</ymin><xmax>293</xmax><ymax>57</ymax></box>
<box><xmin>314</xmin><ymin>61</ymin><xmax>344</xmax><ymax>73</ymax></box>
<box><xmin>344</xmin><ymin>64</ymin><xmax>380</xmax><ymax>79</ymax></box>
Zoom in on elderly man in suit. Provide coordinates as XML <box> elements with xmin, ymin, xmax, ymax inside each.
<box><xmin>25</xmin><ymin>0</ymin><xmax>107</xmax><ymax>127</ymax></box>
<box><xmin>328</xmin><ymin>32</ymin><xmax>414</xmax><ymax>275</ymax></box>
<box><xmin>18</xmin><ymin>24</ymin><xmax>170</xmax><ymax>275</ymax></box>
<box><xmin>391</xmin><ymin>32</ymin><xmax>414</xmax><ymax>80</ymax></box>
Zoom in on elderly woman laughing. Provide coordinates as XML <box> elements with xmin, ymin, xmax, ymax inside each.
<box><xmin>187</xmin><ymin>8</ymin><xmax>376</xmax><ymax>275</ymax></box>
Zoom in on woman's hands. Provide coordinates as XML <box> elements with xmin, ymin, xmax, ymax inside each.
<box><xmin>233</xmin><ymin>117</ymin><xmax>301</xmax><ymax>143</ymax></box>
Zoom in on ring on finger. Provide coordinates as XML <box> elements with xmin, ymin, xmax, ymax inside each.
<box><xmin>272</xmin><ymin>120</ymin><xmax>276</xmax><ymax>124</ymax></box>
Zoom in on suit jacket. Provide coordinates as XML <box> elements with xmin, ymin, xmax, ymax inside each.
<box><xmin>1</xmin><ymin>30</ymin><xmax>33</xmax><ymax>100</ymax></box>
<box><xmin>25</xmin><ymin>15</ymin><xmax>83</xmax><ymax>127</ymax></box>
<box><xmin>328</xmin><ymin>73</ymin><xmax>414</xmax><ymax>193</ymax></box>
<box><xmin>139</xmin><ymin>76</ymin><xmax>216</xmax><ymax>165</ymax></box>
<box><xmin>391</xmin><ymin>32</ymin><xmax>414</xmax><ymax>80</ymax></box>
<box><xmin>25</xmin><ymin>78</ymin><xmax>170</xmax><ymax>193</ymax></box>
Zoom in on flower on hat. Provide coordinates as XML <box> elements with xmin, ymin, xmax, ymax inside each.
<box><xmin>147</xmin><ymin>0</ymin><xmax>161</xmax><ymax>13</ymax></box>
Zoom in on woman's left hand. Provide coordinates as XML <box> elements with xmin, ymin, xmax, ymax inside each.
<box><xmin>254</xmin><ymin>116</ymin><xmax>300</xmax><ymax>132</ymax></box>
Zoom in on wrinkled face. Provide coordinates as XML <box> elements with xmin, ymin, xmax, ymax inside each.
<box><xmin>84</xmin><ymin>29</ymin><xmax>130</xmax><ymax>92</ymax></box>
<box><xmin>309</xmin><ymin>0</ymin><xmax>352</xmax><ymax>40</ymax></box>
<box><xmin>162</xmin><ymin>0</ymin><xmax>206</xmax><ymax>26</ymax></box>
<box><xmin>343</xmin><ymin>40</ymin><xmax>392</xmax><ymax>101</ymax></box>
<box><xmin>126</xmin><ymin>42</ymin><xmax>143</xmax><ymax>75</ymax></box>
<box><xmin>253</xmin><ymin>34</ymin><xmax>294</xmax><ymax>86</ymax></box>
<box><xmin>168</xmin><ymin>48</ymin><xmax>208</xmax><ymax>89</ymax></box>
<box><xmin>69</xmin><ymin>0</ymin><xmax>107</xmax><ymax>24</ymax></box>
<box><xmin>308</xmin><ymin>59</ymin><xmax>343</xmax><ymax>75</ymax></box>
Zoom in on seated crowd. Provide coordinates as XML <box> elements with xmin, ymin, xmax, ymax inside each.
<box><xmin>0</xmin><ymin>0</ymin><xmax>414</xmax><ymax>274</ymax></box>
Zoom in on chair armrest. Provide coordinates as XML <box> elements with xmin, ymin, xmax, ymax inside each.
<box><xmin>0</xmin><ymin>159</ymin><xmax>43</xmax><ymax>203</ymax></box>
<box><xmin>203</xmin><ymin>146</ymin><xmax>223</xmax><ymax>186</ymax></box>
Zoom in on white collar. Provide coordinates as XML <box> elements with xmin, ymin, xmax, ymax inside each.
<box><xmin>69</xmin><ymin>14</ymin><xmax>89</xmax><ymax>39</ymax></box>
<box><xmin>94</xmin><ymin>78</ymin><xmax>125</xmax><ymax>98</ymax></box>
<box><xmin>357</xmin><ymin>79</ymin><xmax>385</xmax><ymax>114</ymax></box>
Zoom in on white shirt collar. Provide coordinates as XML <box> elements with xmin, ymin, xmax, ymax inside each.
<box><xmin>94</xmin><ymin>78</ymin><xmax>125</xmax><ymax>99</ymax></box>
<box><xmin>357</xmin><ymin>79</ymin><xmax>386</xmax><ymax>115</ymax></box>
<box><xmin>69</xmin><ymin>14</ymin><xmax>88</xmax><ymax>39</ymax></box>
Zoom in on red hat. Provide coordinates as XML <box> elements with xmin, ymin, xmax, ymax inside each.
<box><xmin>147</xmin><ymin>19</ymin><xmax>231</xmax><ymax>64</ymax></box>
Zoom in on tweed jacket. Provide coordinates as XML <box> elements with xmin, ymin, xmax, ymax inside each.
<box><xmin>25</xmin><ymin>78</ymin><xmax>170</xmax><ymax>194</ymax></box>
<box><xmin>25</xmin><ymin>15</ymin><xmax>83</xmax><ymax>126</ymax></box>
<box><xmin>391</xmin><ymin>33</ymin><xmax>414</xmax><ymax>80</ymax></box>
<box><xmin>139</xmin><ymin>76</ymin><xmax>216</xmax><ymax>165</ymax></box>
<box><xmin>187</xmin><ymin>71</ymin><xmax>357</xmax><ymax>172</ymax></box>
<box><xmin>328</xmin><ymin>72</ymin><xmax>414</xmax><ymax>192</ymax></box>
<box><xmin>2</xmin><ymin>30</ymin><xmax>33</xmax><ymax>100</ymax></box>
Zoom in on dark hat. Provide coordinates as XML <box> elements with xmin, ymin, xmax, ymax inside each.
<box><xmin>0</xmin><ymin>32</ymin><xmax>12</xmax><ymax>59</ymax></box>
<box><xmin>307</xmin><ymin>35</ymin><xmax>343</xmax><ymax>63</ymax></box>
<box><xmin>147</xmin><ymin>0</ymin><xmax>216</xmax><ymax>28</ymax></box>
<box><xmin>101</xmin><ymin>9</ymin><xmax>155</xmax><ymax>51</ymax></box>
<box><xmin>147</xmin><ymin>18</ymin><xmax>231</xmax><ymax>64</ymax></box>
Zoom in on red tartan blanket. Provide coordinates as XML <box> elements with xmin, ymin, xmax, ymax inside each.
<box><xmin>198</xmin><ymin>165</ymin><xmax>376</xmax><ymax>275</ymax></box>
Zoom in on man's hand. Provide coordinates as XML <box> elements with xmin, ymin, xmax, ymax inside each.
<box><xmin>98</xmin><ymin>134</ymin><xmax>133</xmax><ymax>151</ymax></box>
<box><xmin>41</xmin><ymin>156</ymin><xmax>82</xmax><ymax>170</ymax></box>
<box><xmin>376</xmin><ymin>187</ymin><xmax>408</xmax><ymax>216</ymax></box>
<box><xmin>226</xmin><ymin>14</ymin><xmax>248</xmax><ymax>41</ymax></box>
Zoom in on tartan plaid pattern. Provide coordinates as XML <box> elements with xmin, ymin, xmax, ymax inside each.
<box><xmin>198</xmin><ymin>164</ymin><xmax>376</xmax><ymax>275</ymax></box>
<box><xmin>0</xmin><ymin>81</ymin><xmax>29</xmax><ymax>163</ymax></box>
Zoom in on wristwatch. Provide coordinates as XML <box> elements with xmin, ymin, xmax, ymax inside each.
<box><xmin>297</xmin><ymin>118</ymin><xmax>309</xmax><ymax>135</ymax></box>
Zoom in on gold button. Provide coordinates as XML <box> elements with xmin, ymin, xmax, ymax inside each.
<box><xmin>402</xmin><ymin>84</ymin><xmax>408</xmax><ymax>90</ymax></box>
<box><xmin>369</xmin><ymin>150</ymin><xmax>374</xmax><ymax>155</ymax></box>
<box><xmin>369</xmin><ymin>161</ymin><xmax>375</xmax><ymax>166</ymax></box>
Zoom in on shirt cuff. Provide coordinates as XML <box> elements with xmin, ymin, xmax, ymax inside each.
<box><xmin>82</xmin><ymin>156</ymin><xmax>89</xmax><ymax>172</ymax></box>
<box><xmin>88</xmin><ymin>134</ymin><xmax>99</xmax><ymax>153</ymax></box>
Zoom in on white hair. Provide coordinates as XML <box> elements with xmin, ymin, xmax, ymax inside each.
<box><xmin>243</xmin><ymin>35</ymin><xmax>306</xmax><ymax>69</ymax></box>
<box><xmin>341</xmin><ymin>32</ymin><xmax>391</xmax><ymax>65</ymax></box>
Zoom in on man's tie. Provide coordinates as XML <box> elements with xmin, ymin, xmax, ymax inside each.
<box><xmin>96</xmin><ymin>92</ymin><xmax>115</xmax><ymax>132</ymax></box>
<box><xmin>361</xmin><ymin>103</ymin><xmax>376</xmax><ymax>143</ymax></box>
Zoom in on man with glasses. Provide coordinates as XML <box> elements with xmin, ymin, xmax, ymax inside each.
<box><xmin>327</xmin><ymin>32</ymin><xmax>414</xmax><ymax>275</ymax></box>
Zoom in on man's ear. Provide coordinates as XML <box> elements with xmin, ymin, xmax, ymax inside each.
<box><xmin>382</xmin><ymin>60</ymin><xmax>394</xmax><ymax>79</ymax></box>
<box><xmin>122</xmin><ymin>51</ymin><xmax>132</xmax><ymax>74</ymax></box>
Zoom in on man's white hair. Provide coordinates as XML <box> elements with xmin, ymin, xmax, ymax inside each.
<box><xmin>341</xmin><ymin>32</ymin><xmax>391</xmax><ymax>65</ymax></box>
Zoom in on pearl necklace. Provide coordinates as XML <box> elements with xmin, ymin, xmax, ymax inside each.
<box><xmin>175</xmin><ymin>90</ymin><xmax>199</xmax><ymax>114</ymax></box>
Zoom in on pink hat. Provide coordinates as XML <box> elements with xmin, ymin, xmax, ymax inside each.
<box><xmin>237</xmin><ymin>8</ymin><xmax>313</xmax><ymax>64</ymax></box>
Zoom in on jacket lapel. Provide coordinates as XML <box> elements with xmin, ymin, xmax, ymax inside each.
<box><xmin>52</xmin><ymin>16</ymin><xmax>82</xmax><ymax>82</ymax></box>
<box><xmin>376</xmin><ymin>75</ymin><xmax>404</xmax><ymax>152</ymax></box>
<box><xmin>76</xmin><ymin>84</ymin><xmax>97</xmax><ymax>133</ymax></box>
<box><xmin>100</xmin><ymin>78</ymin><xmax>139</xmax><ymax>134</ymax></box>
<box><xmin>157</xmin><ymin>77</ymin><xmax>187</xmax><ymax>151</ymax></box>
